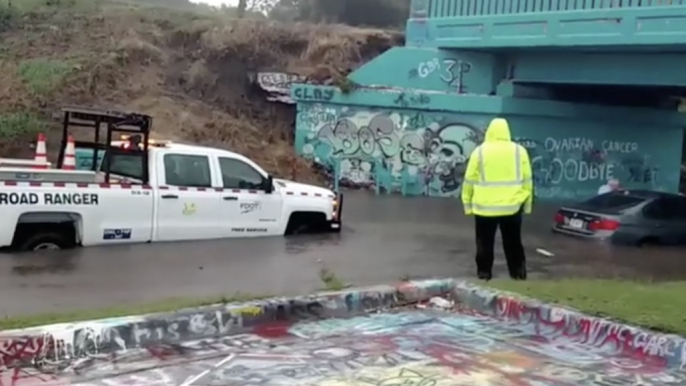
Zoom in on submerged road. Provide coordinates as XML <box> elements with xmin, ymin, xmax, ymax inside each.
<box><xmin>1</xmin><ymin>190</ymin><xmax>685</xmax><ymax>317</ymax></box>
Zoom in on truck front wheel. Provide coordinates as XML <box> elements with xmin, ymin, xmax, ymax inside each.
<box><xmin>285</xmin><ymin>212</ymin><xmax>328</xmax><ymax>235</ymax></box>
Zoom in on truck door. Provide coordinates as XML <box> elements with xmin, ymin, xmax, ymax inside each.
<box><xmin>216</xmin><ymin>156</ymin><xmax>283</xmax><ymax>236</ymax></box>
<box><xmin>155</xmin><ymin>152</ymin><xmax>223</xmax><ymax>241</ymax></box>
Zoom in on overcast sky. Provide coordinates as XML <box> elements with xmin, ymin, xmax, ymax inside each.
<box><xmin>190</xmin><ymin>0</ymin><xmax>239</xmax><ymax>6</ymax></box>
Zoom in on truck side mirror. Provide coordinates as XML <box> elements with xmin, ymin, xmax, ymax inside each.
<box><xmin>264</xmin><ymin>175</ymin><xmax>274</xmax><ymax>194</ymax></box>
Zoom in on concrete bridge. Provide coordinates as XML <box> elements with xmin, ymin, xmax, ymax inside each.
<box><xmin>293</xmin><ymin>0</ymin><xmax>686</xmax><ymax>201</ymax></box>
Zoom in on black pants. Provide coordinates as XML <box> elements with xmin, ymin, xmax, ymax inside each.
<box><xmin>474</xmin><ymin>209</ymin><xmax>527</xmax><ymax>280</ymax></box>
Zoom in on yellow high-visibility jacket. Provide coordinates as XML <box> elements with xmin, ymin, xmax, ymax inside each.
<box><xmin>461</xmin><ymin>118</ymin><xmax>533</xmax><ymax>217</ymax></box>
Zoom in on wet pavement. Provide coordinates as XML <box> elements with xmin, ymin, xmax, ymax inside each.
<box><xmin>1</xmin><ymin>190</ymin><xmax>686</xmax><ymax>317</ymax></box>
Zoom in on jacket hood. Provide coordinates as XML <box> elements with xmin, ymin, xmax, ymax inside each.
<box><xmin>484</xmin><ymin>118</ymin><xmax>511</xmax><ymax>142</ymax></box>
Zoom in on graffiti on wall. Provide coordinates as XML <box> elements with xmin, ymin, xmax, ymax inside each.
<box><xmin>298</xmin><ymin>107</ymin><xmax>485</xmax><ymax>197</ymax></box>
<box><xmin>296</xmin><ymin>104</ymin><xmax>670</xmax><ymax>200</ymax></box>
<box><xmin>256</xmin><ymin>72</ymin><xmax>308</xmax><ymax>104</ymax></box>
<box><xmin>409</xmin><ymin>58</ymin><xmax>472</xmax><ymax>94</ymax></box>
<box><xmin>515</xmin><ymin>136</ymin><xmax>661</xmax><ymax>199</ymax></box>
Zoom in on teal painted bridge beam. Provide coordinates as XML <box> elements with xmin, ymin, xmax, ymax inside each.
<box><xmin>407</xmin><ymin>0</ymin><xmax>686</xmax><ymax>48</ymax></box>
<box><xmin>512</xmin><ymin>52</ymin><xmax>686</xmax><ymax>86</ymax></box>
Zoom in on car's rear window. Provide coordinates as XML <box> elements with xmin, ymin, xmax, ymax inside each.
<box><xmin>582</xmin><ymin>193</ymin><xmax>646</xmax><ymax>210</ymax></box>
<box><xmin>100</xmin><ymin>151</ymin><xmax>144</xmax><ymax>181</ymax></box>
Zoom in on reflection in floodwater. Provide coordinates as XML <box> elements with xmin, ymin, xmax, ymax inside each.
<box><xmin>9</xmin><ymin>249</ymin><xmax>80</xmax><ymax>276</ymax></box>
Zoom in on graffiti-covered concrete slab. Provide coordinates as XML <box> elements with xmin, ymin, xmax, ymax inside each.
<box><xmin>2</xmin><ymin>280</ymin><xmax>686</xmax><ymax>386</ymax></box>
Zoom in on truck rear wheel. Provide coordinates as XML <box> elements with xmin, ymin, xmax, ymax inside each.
<box><xmin>13</xmin><ymin>223</ymin><xmax>77</xmax><ymax>252</ymax></box>
<box><xmin>19</xmin><ymin>233</ymin><xmax>71</xmax><ymax>252</ymax></box>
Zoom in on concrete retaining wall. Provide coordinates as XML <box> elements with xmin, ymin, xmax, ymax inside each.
<box><xmin>1</xmin><ymin>279</ymin><xmax>685</xmax><ymax>379</ymax></box>
<box><xmin>452</xmin><ymin>281</ymin><xmax>686</xmax><ymax>370</ymax></box>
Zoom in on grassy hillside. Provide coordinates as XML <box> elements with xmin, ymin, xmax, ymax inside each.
<box><xmin>0</xmin><ymin>0</ymin><xmax>402</xmax><ymax>183</ymax></box>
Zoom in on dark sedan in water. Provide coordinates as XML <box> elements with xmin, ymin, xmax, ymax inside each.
<box><xmin>552</xmin><ymin>190</ymin><xmax>686</xmax><ymax>246</ymax></box>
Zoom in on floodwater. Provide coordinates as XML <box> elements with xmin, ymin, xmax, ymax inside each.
<box><xmin>1</xmin><ymin>190</ymin><xmax>685</xmax><ymax>317</ymax></box>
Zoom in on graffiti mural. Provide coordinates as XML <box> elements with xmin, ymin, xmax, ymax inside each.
<box><xmin>297</xmin><ymin>106</ymin><xmax>487</xmax><ymax>197</ymax></box>
<box><xmin>295</xmin><ymin>103</ymin><xmax>680</xmax><ymax>200</ymax></box>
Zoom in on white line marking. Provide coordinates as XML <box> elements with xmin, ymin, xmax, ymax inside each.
<box><xmin>180</xmin><ymin>370</ymin><xmax>210</xmax><ymax>386</ymax></box>
<box><xmin>213</xmin><ymin>353</ymin><xmax>236</xmax><ymax>368</ymax></box>
<box><xmin>179</xmin><ymin>354</ymin><xmax>235</xmax><ymax>386</ymax></box>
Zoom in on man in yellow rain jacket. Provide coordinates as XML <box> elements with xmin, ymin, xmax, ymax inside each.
<box><xmin>461</xmin><ymin>117</ymin><xmax>533</xmax><ymax>281</ymax></box>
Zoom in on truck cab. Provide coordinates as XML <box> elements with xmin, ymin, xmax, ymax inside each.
<box><xmin>127</xmin><ymin>141</ymin><xmax>340</xmax><ymax>240</ymax></box>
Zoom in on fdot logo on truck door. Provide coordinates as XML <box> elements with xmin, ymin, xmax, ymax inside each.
<box><xmin>240</xmin><ymin>202</ymin><xmax>261</xmax><ymax>214</ymax></box>
<box><xmin>0</xmin><ymin>192</ymin><xmax>99</xmax><ymax>205</ymax></box>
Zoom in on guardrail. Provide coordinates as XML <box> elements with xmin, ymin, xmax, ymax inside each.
<box><xmin>425</xmin><ymin>0</ymin><xmax>684</xmax><ymax>18</ymax></box>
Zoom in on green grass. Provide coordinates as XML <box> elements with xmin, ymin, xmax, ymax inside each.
<box><xmin>3</xmin><ymin>0</ymin><xmax>100</xmax><ymax>12</ymax></box>
<box><xmin>18</xmin><ymin>59</ymin><xmax>73</xmax><ymax>95</ymax></box>
<box><xmin>318</xmin><ymin>267</ymin><xmax>348</xmax><ymax>291</ymax></box>
<box><xmin>0</xmin><ymin>292</ymin><xmax>268</xmax><ymax>331</ymax></box>
<box><xmin>0</xmin><ymin>112</ymin><xmax>43</xmax><ymax>140</ymax></box>
<box><xmin>487</xmin><ymin>279</ymin><xmax>686</xmax><ymax>335</ymax></box>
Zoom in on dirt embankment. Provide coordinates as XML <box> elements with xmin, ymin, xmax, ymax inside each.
<box><xmin>0</xmin><ymin>1</ymin><xmax>402</xmax><ymax>183</ymax></box>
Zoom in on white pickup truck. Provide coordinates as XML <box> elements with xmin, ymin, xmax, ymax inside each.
<box><xmin>0</xmin><ymin>107</ymin><xmax>342</xmax><ymax>252</ymax></box>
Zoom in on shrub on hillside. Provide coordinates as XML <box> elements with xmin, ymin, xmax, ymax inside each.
<box><xmin>0</xmin><ymin>2</ymin><xmax>16</xmax><ymax>30</ymax></box>
<box><xmin>18</xmin><ymin>59</ymin><xmax>73</xmax><ymax>95</ymax></box>
<box><xmin>0</xmin><ymin>112</ymin><xmax>43</xmax><ymax>140</ymax></box>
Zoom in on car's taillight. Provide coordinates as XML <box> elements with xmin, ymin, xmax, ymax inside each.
<box><xmin>554</xmin><ymin>212</ymin><xmax>564</xmax><ymax>224</ymax></box>
<box><xmin>589</xmin><ymin>218</ymin><xmax>620</xmax><ymax>231</ymax></box>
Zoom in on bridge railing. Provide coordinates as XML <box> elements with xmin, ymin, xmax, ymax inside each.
<box><xmin>425</xmin><ymin>0</ymin><xmax>685</xmax><ymax>18</ymax></box>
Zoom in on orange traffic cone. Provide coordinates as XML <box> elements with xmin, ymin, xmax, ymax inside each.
<box><xmin>34</xmin><ymin>133</ymin><xmax>48</xmax><ymax>169</ymax></box>
<box><xmin>62</xmin><ymin>135</ymin><xmax>76</xmax><ymax>170</ymax></box>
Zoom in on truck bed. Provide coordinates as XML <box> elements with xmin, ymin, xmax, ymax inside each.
<box><xmin>0</xmin><ymin>167</ymin><xmax>100</xmax><ymax>184</ymax></box>
<box><xmin>0</xmin><ymin>158</ymin><xmax>51</xmax><ymax>169</ymax></box>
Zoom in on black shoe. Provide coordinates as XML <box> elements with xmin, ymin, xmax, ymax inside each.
<box><xmin>477</xmin><ymin>272</ymin><xmax>492</xmax><ymax>281</ymax></box>
<box><xmin>510</xmin><ymin>267</ymin><xmax>527</xmax><ymax>280</ymax></box>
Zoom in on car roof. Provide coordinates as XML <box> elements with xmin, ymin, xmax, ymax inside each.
<box><xmin>616</xmin><ymin>190</ymin><xmax>683</xmax><ymax>200</ymax></box>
